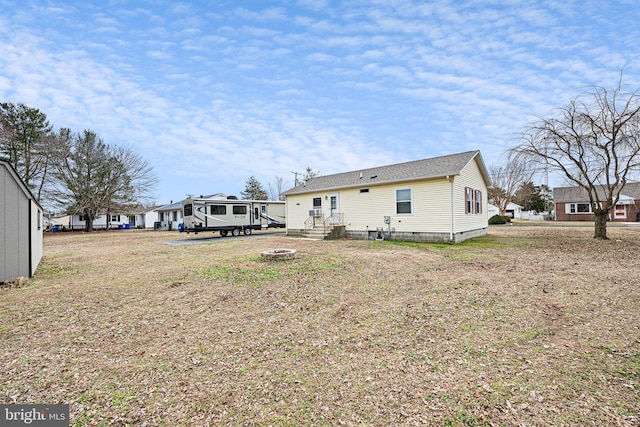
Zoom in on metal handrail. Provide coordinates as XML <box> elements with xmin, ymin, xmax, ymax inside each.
<box><xmin>304</xmin><ymin>216</ymin><xmax>314</xmax><ymax>232</ymax></box>
<box><xmin>324</xmin><ymin>213</ymin><xmax>344</xmax><ymax>233</ymax></box>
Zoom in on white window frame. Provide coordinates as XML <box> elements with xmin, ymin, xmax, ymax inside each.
<box><xmin>396</xmin><ymin>188</ymin><xmax>412</xmax><ymax>215</ymax></box>
<box><xmin>567</xmin><ymin>203</ymin><xmax>592</xmax><ymax>214</ymax></box>
<box><xmin>614</xmin><ymin>204</ymin><xmax>626</xmax><ymax>219</ymax></box>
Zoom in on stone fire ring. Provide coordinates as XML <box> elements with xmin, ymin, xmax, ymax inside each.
<box><xmin>261</xmin><ymin>248</ymin><xmax>297</xmax><ymax>260</ymax></box>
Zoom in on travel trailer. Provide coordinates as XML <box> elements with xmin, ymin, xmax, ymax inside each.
<box><xmin>182</xmin><ymin>196</ymin><xmax>285</xmax><ymax>236</ymax></box>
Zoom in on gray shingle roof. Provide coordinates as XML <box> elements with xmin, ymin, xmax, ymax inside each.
<box><xmin>283</xmin><ymin>150</ymin><xmax>488</xmax><ymax>195</ymax></box>
<box><xmin>156</xmin><ymin>201</ymin><xmax>184</xmax><ymax>211</ymax></box>
<box><xmin>553</xmin><ymin>182</ymin><xmax>640</xmax><ymax>202</ymax></box>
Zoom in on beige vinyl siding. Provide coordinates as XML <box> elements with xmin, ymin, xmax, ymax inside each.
<box><xmin>286</xmin><ymin>178</ymin><xmax>453</xmax><ymax>233</ymax></box>
<box><xmin>285</xmin><ymin>192</ymin><xmax>324</xmax><ymax>230</ymax></box>
<box><xmin>453</xmin><ymin>159</ymin><xmax>488</xmax><ymax>233</ymax></box>
<box><xmin>285</xmin><ymin>156</ymin><xmax>488</xmax><ymax>237</ymax></box>
<box><xmin>348</xmin><ymin>179</ymin><xmax>451</xmax><ymax>233</ymax></box>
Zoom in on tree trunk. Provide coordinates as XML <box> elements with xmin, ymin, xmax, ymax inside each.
<box><xmin>594</xmin><ymin>212</ymin><xmax>608</xmax><ymax>239</ymax></box>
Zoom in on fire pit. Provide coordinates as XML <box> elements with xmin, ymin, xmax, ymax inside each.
<box><xmin>261</xmin><ymin>248</ymin><xmax>297</xmax><ymax>260</ymax></box>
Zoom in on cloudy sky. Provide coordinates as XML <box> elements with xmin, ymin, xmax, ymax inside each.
<box><xmin>1</xmin><ymin>0</ymin><xmax>639</xmax><ymax>203</ymax></box>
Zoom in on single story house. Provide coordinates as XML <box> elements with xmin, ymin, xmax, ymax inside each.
<box><xmin>44</xmin><ymin>214</ymin><xmax>70</xmax><ymax>231</ymax></box>
<box><xmin>282</xmin><ymin>150</ymin><xmax>490</xmax><ymax>243</ymax></box>
<box><xmin>554</xmin><ymin>183</ymin><xmax>640</xmax><ymax>222</ymax></box>
<box><xmin>155</xmin><ymin>201</ymin><xmax>183</xmax><ymax>230</ymax></box>
<box><xmin>127</xmin><ymin>205</ymin><xmax>162</xmax><ymax>229</ymax></box>
<box><xmin>67</xmin><ymin>213</ymin><xmax>132</xmax><ymax>230</ymax></box>
<box><xmin>0</xmin><ymin>159</ymin><xmax>44</xmax><ymax>282</ymax></box>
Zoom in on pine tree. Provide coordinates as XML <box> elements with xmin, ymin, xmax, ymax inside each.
<box><xmin>241</xmin><ymin>176</ymin><xmax>268</xmax><ymax>200</ymax></box>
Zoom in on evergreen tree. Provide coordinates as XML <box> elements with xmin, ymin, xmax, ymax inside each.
<box><xmin>241</xmin><ymin>176</ymin><xmax>268</xmax><ymax>200</ymax></box>
<box><xmin>0</xmin><ymin>102</ymin><xmax>53</xmax><ymax>196</ymax></box>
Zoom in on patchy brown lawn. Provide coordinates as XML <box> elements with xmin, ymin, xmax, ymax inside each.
<box><xmin>1</xmin><ymin>226</ymin><xmax>639</xmax><ymax>426</ymax></box>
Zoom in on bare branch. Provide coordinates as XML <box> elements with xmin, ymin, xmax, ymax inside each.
<box><xmin>510</xmin><ymin>74</ymin><xmax>640</xmax><ymax>239</ymax></box>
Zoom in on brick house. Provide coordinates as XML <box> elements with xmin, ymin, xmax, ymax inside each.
<box><xmin>554</xmin><ymin>183</ymin><xmax>640</xmax><ymax>222</ymax></box>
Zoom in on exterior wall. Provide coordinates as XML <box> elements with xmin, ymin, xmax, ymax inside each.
<box><xmin>286</xmin><ymin>179</ymin><xmax>452</xmax><ymax>237</ymax></box>
<box><xmin>128</xmin><ymin>212</ymin><xmax>159</xmax><ymax>229</ymax></box>
<box><xmin>285</xmin><ymin>158</ymin><xmax>488</xmax><ymax>243</ymax></box>
<box><xmin>555</xmin><ymin>202</ymin><xmax>639</xmax><ymax>222</ymax></box>
<box><xmin>453</xmin><ymin>159</ymin><xmax>489</xmax><ymax>234</ymax></box>
<box><xmin>144</xmin><ymin>210</ymin><xmax>159</xmax><ymax>229</ymax></box>
<box><xmin>30</xmin><ymin>200</ymin><xmax>43</xmax><ymax>276</ymax></box>
<box><xmin>488</xmin><ymin>203</ymin><xmax>526</xmax><ymax>219</ymax></box>
<box><xmin>157</xmin><ymin>209</ymin><xmax>183</xmax><ymax>230</ymax></box>
<box><xmin>49</xmin><ymin>215</ymin><xmax>70</xmax><ymax>230</ymax></box>
<box><xmin>0</xmin><ymin>162</ymin><xmax>43</xmax><ymax>281</ymax></box>
<box><xmin>69</xmin><ymin>214</ymin><xmax>131</xmax><ymax>230</ymax></box>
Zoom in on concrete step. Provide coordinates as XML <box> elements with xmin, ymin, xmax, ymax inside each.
<box><xmin>302</xmin><ymin>225</ymin><xmax>333</xmax><ymax>239</ymax></box>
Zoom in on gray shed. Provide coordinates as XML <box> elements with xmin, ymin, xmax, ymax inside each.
<box><xmin>0</xmin><ymin>159</ymin><xmax>44</xmax><ymax>283</ymax></box>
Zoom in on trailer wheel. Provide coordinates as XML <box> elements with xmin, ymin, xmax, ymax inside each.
<box><xmin>232</xmin><ymin>228</ymin><xmax>241</xmax><ymax>237</ymax></box>
<box><xmin>243</xmin><ymin>228</ymin><xmax>252</xmax><ymax>236</ymax></box>
<box><xmin>220</xmin><ymin>230</ymin><xmax>228</xmax><ymax>237</ymax></box>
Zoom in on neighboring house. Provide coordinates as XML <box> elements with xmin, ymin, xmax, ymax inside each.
<box><xmin>67</xmin><ymin>213</ymin><xmax>131</xmax><ymax>230</ymax></box>
<box><xmin>487</xmin><ymin>202</ymin><xmax>523</xmax><ymax>219</ymax></box>
<box><xmin>144</xmin><ymin>206</ymin><xmax>159</xmax><ymax>229</ymax></box>
<box><xmin>155</xmin><ymin>201</ymin><xmax>184</xmax><ymax>230</ymax></box>
<box><xmin>0</xmin><ymin>159</ymin><xmax>44</xmax><ymax>282</ymax></box>
<box><xmin>47</xmin><ymin>214</ymin><xmax>71</xmax><ymax>231</ymax></box>
<box><xmin>554</xmin><ymin>183</ymin><xmax>640</xmax><ymax>222</ymax></box>
<box><xmin>282</xmin><ymin>150</ymin><xmax>490</xmax><ymax>243</ymax></box>
<box><xmin>141</xmin><ymin>206</ymin><xmax>160</xmax><ymax>229</ymax></box>
<box><xmin>127</xmin><ymin>205</ymin><xmax>161</xmax><ymax>229</ymax></box>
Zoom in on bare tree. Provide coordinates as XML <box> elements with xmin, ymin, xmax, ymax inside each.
<box><xmin>113</xmin><ymin>145</ymin><xmax>159</xmax><ymax>204</ymax></box>
<box><xmin>488</xmin><ymin>158</ymin><xmax>533</xmax><ymax>217</ymax></box>
<box><xmin>268</xmin><ymin>176</ymin><xmax>287</xmax><ymax>200</ymax></box>
<box><xmin>511</xmin><ymin>74</ymin><xmax>640</xmax><ymax>239</ymax></box>
<box><xmin>48</xmin><ymin>129</ymin><xmax>157</xmax><ymax>232</ymax></box>
<box><xmin>303</xmin><ymin>166</ymin><xmax>320</xmax><ymax>181</ymax></box>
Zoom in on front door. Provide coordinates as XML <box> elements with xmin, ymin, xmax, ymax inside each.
<box><xmin>329</xmin><ymin>193</ymin><xmax>340</xmax><ymax>224</ymax></box>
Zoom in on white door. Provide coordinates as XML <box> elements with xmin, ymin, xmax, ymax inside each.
<box><xmin>329</xmin><ymin>193</ymin><xmax>340</xmax><ymax>224</ymax></box>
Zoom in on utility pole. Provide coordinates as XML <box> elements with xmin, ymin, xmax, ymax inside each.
<box><xmin>291</xmin><ymin>171</ymin><xmax>301</xmax><ymax>187</ymax></box>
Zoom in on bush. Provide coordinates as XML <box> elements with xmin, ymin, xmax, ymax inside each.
<box><xmin>489</xmin><ymin>214</ymin><xmax>507</xmax><ymax>225</ymax></box>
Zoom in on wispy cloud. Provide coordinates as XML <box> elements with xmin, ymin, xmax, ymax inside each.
<box><xmin>1</xmin><ymin>1</ymin><xmax>639</xmax><ymax>200</ymax></box>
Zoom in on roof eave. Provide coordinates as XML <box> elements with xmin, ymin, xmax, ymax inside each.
<box><xmin>284</xmin><ymin>173</ymin><xmax>461</xmax><ymax>196</ymax></box>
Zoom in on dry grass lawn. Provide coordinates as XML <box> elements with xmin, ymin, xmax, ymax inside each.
<box><xmin>1</xmin><ymin>226</ymin><xmax>640</xmax><ymax>426</ymax></box>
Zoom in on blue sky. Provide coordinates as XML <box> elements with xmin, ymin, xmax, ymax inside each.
<box><xmin>1</xmin><ymin>0</ymin><xmax>639</xmax><ymax>204</ymax></box>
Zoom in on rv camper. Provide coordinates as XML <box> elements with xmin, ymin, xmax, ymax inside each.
<box><xmin>182</xmin><ymin>196</ymin><xmax>285</xmax><ymax>236</ymax></box>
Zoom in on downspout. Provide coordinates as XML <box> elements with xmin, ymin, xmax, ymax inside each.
<box><xmin>447</xmin><ymin>176</ymin><xmax>453</xmax><ymax>241</ymax></box>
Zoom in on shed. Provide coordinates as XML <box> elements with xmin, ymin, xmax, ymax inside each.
<box><xmin>0</xmin><ymin>159</ymin><xmax>44</xmax><ymax>282</ymax></box>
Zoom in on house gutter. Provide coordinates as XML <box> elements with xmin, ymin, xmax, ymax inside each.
<box><xmin>447</xmin><ymin>175</ymin><xmax>453</xmax><ymax>241</ymax></box>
